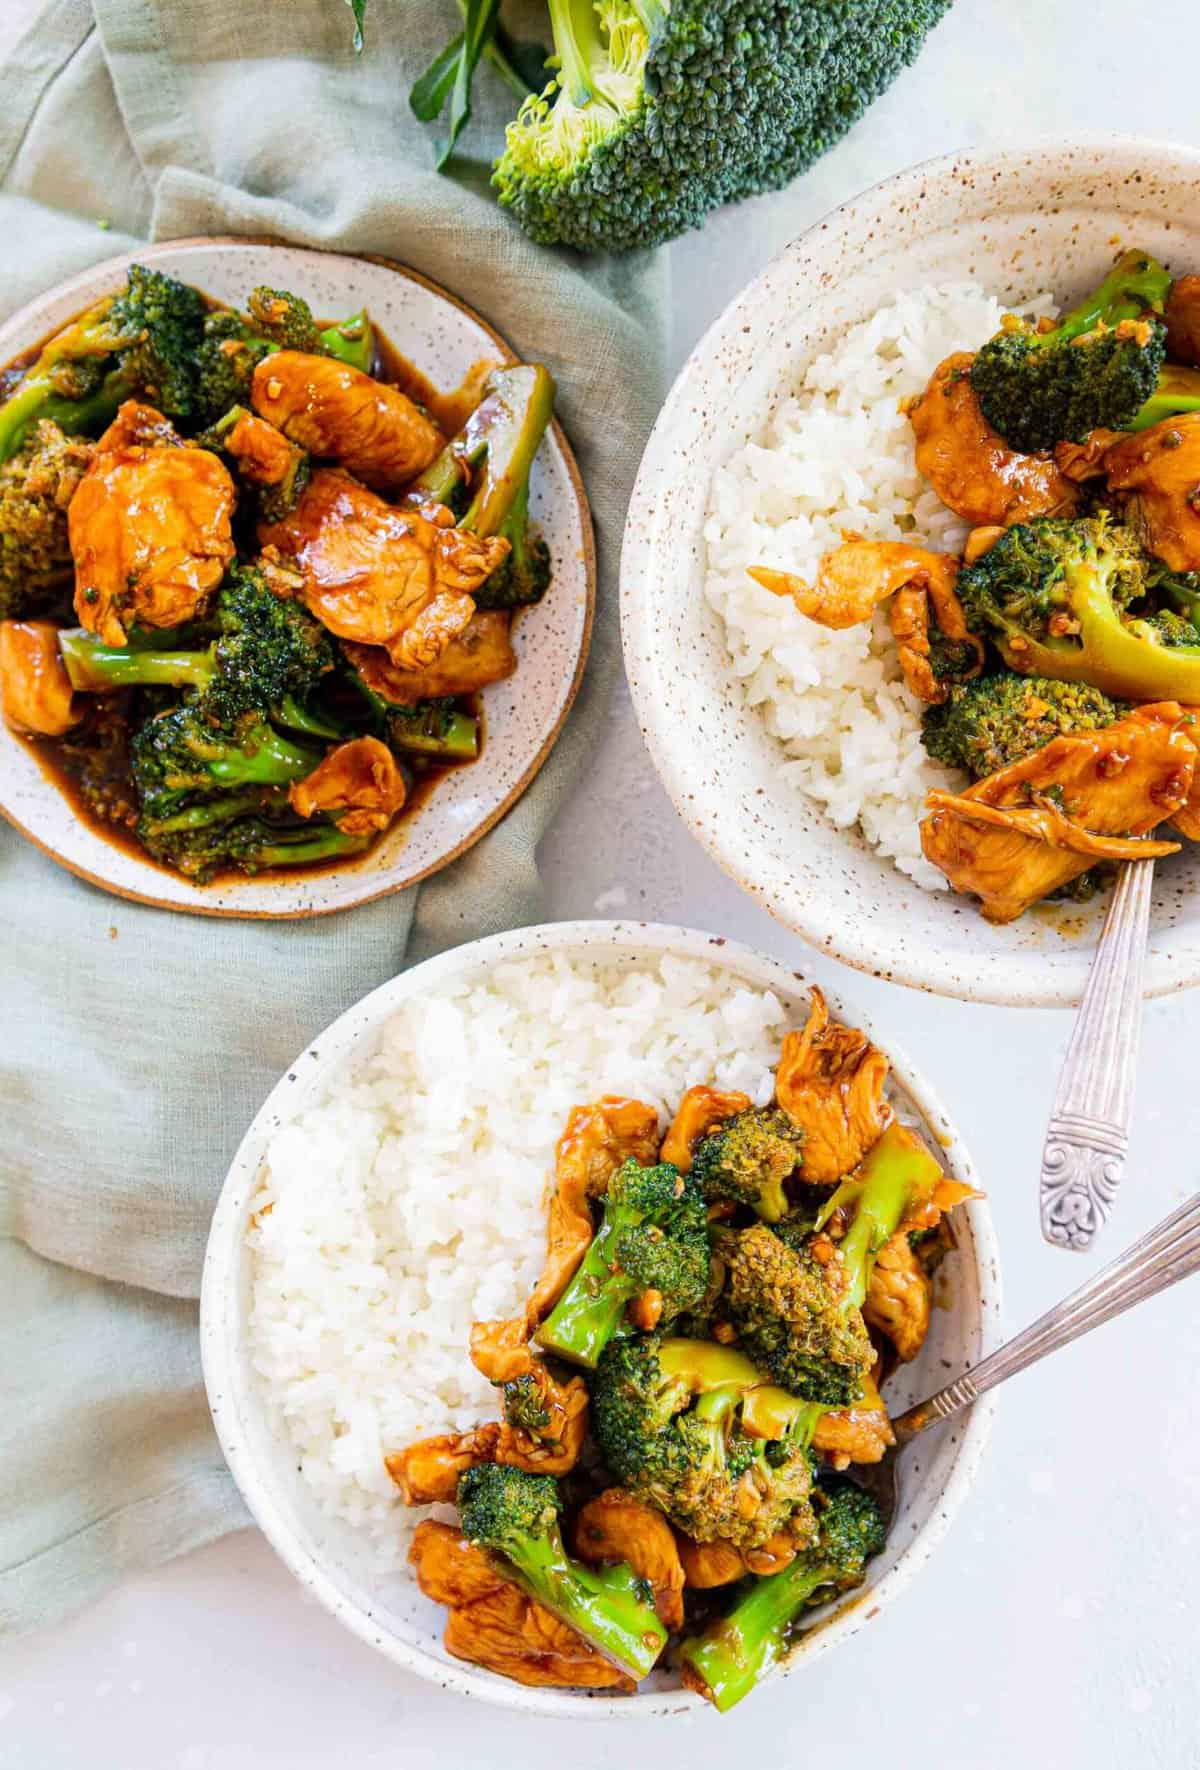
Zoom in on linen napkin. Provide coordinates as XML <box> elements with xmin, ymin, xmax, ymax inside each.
<box><xmin>0</xmin><ymin>0</ymin><xmax>667</xmax><ymax>1633</ymax></box>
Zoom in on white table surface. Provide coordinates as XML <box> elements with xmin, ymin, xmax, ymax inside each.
<box><xmin>3</xmin><ymin>4</ymin><xmax>1200</xmax><ymax>1767</ymax></box>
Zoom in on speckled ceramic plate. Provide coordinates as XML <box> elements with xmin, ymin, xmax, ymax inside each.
<box><xmin>201</xmin><ymin>920</ymin><xmax>1001</xmax><ymax>1718</ymax></box>
<box><xmin>621</xmin><ymin>137</ymin><xmax>1200</xmax><ymax>1006</ymax></box>
<box><xmin>0</xmin><ymin>240</ymin><xmax>593</xmax><ymax>917</ymax></box>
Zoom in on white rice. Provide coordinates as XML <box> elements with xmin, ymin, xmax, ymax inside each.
<box><xmin>703</xmin><ymin>282</ymin><xmax>1053</xmax><ymax>891</ymax></box>
<box><xmin>247</xmin><ymin>952</ymin><xmax>797</xmax><ymax>1569</ymax></box>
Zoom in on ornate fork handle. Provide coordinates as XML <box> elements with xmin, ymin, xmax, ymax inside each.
<box><xmin>892</xmin><ymin>1189</ymin><xmax>1200</xmax><ymax>1445</ymax></box>
<box><xmin>1039</xmin><ymin>858</ymin><xmax>1154</xmax><ymax>1252</ymax></box>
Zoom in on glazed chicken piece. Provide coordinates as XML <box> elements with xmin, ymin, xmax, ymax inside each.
<box><xmin>742</xmin><ymin>1531</ymin><xmax>802</xmax><ymax>1577</ymax></box>
<box><xmin>496</xmin><ymin>1366</ymin><xmax>590</xmax><ymax>1478</ymax></box>
<box><xmin>811</xmin><ymin>1374</ymin><xmax>896</xmax><ymax>1469</ymax></box>
<box><xmin>259</xmin><ymin>468</ymin><xmax>508</xmax><ymax>669</ymax></box>
<box><xmin>908</xmin><ymin>351</ymin><xmax>1081</xmax><ymax>527</ymax></box>
<box><xmin>251</xmin><ymin>351</ymin><xmax>443</xmax><ymax>489</ymax></box>
<box><xmin>660</xmin><ymin>1085</ymin><xmax>752</xmax><ymax>1171</ymax></box>
<box><xmin>750</xmin><ymin>541</ymin><xmax>981</xmax><ymax>705</ymax></box>
<box><xmin>675</xmin><ymin>1534</ymin><xmax>746</xmax><ymax>1589</ymax></box>
<box><xmin>0</xmin><ymin>620</ymin><xmax>80</xmax><ymax>737</ymax></box>
<box><xmin>384</xmin><ymin>1423</ymin><xmax>501</xmax><ymax>1504</ymax></box>
<box><xmin>864</xmin><ymin>1232</ymin><xmax>932</xmax><ymax>1363</ymax></box>
<box><xmin>920</xmin><ymin>702</ymin><xmax>1194</xmax><ymax>921</ymax></box>
<box><xmin>68</xmin><ymin>400</ymin><xmax>236</xmax><ymax>645</ymax></box>
<box><xmin>1053</xmin><ymin>429</ymin><xmax>1125</xmax><ymax>484</ymax></box>
<box><xmin>774</xmin><ymin>987</ymin><xmax>892</xmax><ymax>1183</ymax></box>
<box><xmin>342</xmin><ymin>610</ymin><xmax>516</xmax><ymax>705</ymax></box>
<box><xmin>573</xmin><ymin>1489</ymin><xmax>686</xmax><ymax>1630</ymax></box>
<box><xmin>218</xmin><ymin>408</ymin><xmax>306</xmax><ymax>493</ymax></box>
<box><xmin>410</xmin><ymin>1521</ymin><xmax>634</xmax><ymax>1693</ymax></box>
<box><xmin>1102</xmin><ymin>415</ymin><xmax>1200</xmax><ymax>572</ymax></box>
<box><xmin>469</xmin><ymin>1317</ymin><xmax>537</xmax><ymax>1385</ymax></box>
<box><xmin>1165</xmin><ymin>275</ymin><xmax>1200</xmax><ymax>367</ymax></box>
<box><xmin>287</xmin><ymin>735</ymin><xmax>406</xmax><ymax>835</ymax></box>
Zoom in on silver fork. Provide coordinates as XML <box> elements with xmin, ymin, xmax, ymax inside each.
<box><xmin>852</xmin><ymin>1184</ymin><xmax>1200</xmax><ymax>1528</ymax></box>
<box><xmin>1038</xmin><ymin>857</ymin><xmax>1155</xmax><ymax>1251</ymax></box>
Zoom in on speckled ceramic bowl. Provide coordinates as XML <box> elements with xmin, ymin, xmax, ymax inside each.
<box><xmin>201</xmin><ymin>920</ymin><xmax>1001</xmax><ymax>1718</ymax></box>
<box><xmin>0</xmin><ymin>239</ymin><xmax>593</xmax><ymax>917</ymax></box>
<box><xmin>621</xmin><ymin>137</ymin><xmax>1200</xmax><ymax>1006</ymax></box>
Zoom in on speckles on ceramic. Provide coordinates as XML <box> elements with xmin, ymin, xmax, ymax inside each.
<box><xmin>0</xmin><ymin>239</ymin><xmax>594</xmax><ymax>919</ymax></box>
<box><xmin>200</xmin><ymin>920</ymin><xmax>1002</xmax><ymax>1719</ymax></box>
<box><xmin>620</xmin><ymin>137</ymin><xmax>1200</xmax><ymax>1007</ymax></box>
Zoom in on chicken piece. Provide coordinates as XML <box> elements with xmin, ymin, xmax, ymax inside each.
<box><xmin>660</xmin><ymin>1085</ymin><xmax>751</xmax><ymax>1172</ymax></box>
<box><xmin>742</xmin><ymin>1531</ymin><xmax>800</xmax><ymax>1577</ymax></box>
<box><xmin>0</xmin><ymin>619</ymin><xmax>80</xmax><ymax>736</ymax></box>
<box><xmin>287</xmin><ymin>735</ymin><xmax>406</xmax><ymax>835</ymax></box>
<box><xmin>864</xmin><ymin>1232</ymin><xmax>932</xmax><ymax>1362</ymax></box>
<box><xmin>908</xmin><ymin>351</ymin><xmax>1081</xmax><ymax>526</ymax></box>
<box><xmin>444</xmin><ymin>1582</ymin><xmax>635</xmax><ymax>1693</ymax></box>
<box><xmin>675</xmin><ymin>1534</ymin><xmax>746</xmax><ymax>1589</ymax></box>
<box><xmin>889</xmin><ymin>578</ymin><xmax>984</xmax><ymax>704</ymax></box>
<box><xmin>342</xmin><ymin>610</ymin><xmax>516</xmax><ymax>705</ymax></box>
<box><xmin>469</xmin><ymin>1317</ymin><xmax>536</xmax><ymax>1384</ymax></box>
<box><xmin>1165</xmin><ymin>275</ymin><xmax>1200</xmax><ymax>368</ymax></box>
<box><xmin>68</xmin><ymin>400</ymin><xmax>236</xmax><ymax>645</ymax></box>
<box><xmin>258</xmin><ymin>468</ymin><xmax>507</xmax><ymax>669</ymax></box>
<box><xmin>774</xmin><ymin>987</ymin><xmax>892</xmax><ymax>1184</ymax></box>
<box><xmin>1169</xmin><ymin>717</ymin><xmax>1200</xmax><ymax>839</ymax></box>
<box><xmin>573</xmin><ymin>1489</ymin><xmax>686</xmax><ymax>1630</ymax></box>
<box><xmin>219</xmin><ymin>409</ymin><xmax>305</xmax><ymax>490</ymax></box>
<box><xmin>496</xmin><ymin>1367</ymin><xmax>590</xmax><ymax>1478</ymax></box>
<box><xmin>627</xmin><ymin>1289</ymin><xmax>663</xmax><ymax>1332</ymax></box>
<box><xmin>251</xmin><ymin>351</ymin><xmax>443</xmax><ymax>489</ymax></box>
<box><xmin>525</xmin><ymin>1097</ymin><xmax>661</xmax><ymax>1331</ymax></box>
<box><xmin>812</xmin><ymin>1375</ymin><xmax>896</xmax><ymax>1469</ymax></box>
<box><xmin>1103</xmin><ymin>415</ymin><xmax>1200</xmax><ymax>572</ymax></box>
<box><xmin>748</xmin><ymin>540</ymin><xmax>960</xmax><ymax>633</ymax></box>
<box><xmin>384</xmin><ymin>1423</ymin><xmax>501</xmax><ymax>1504</ymax></box>
<box><xmin>920</xmin><ymin>702</ymin><xmax>1194</xmax><ymax>921</ymax></box>
<box><xmin>963</xmin><ymin>525</ymin><xmax>1005</xmax><ymax>564</ymax></box>
<box><xmin>410</xmin><ymin>1521</ymin><xmax>634</xmax><ymax>1692</ymax></box>
<box><xmin>1054</xmin><ymin>429</ymin><xmax>1125</xmax><ymax>484</ymax></box>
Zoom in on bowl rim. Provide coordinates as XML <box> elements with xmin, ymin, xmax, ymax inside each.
<box><xmin>201</xmin><ymin>918</ymin><xmax>1002</xmax><ymax>1719</ymax></box>
<box><xmin>620</xmin><ymin>133</ymin><xmax>1200</xmax><ymax>1007</ymax></box>
<box><xmin>0</xmin><ymin>236</ymin><xmax>595</xmax><ymax>919</ymax></box>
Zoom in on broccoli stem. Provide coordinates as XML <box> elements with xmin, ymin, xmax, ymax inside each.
<box><xmin>824</xmin><ymin>1125</ymin><xmax>944</xmax><ymax>1311</ymax></box>
<box><xmin>503</xmin><ymin>1526</ymin><xmax>668</xmax><ymax>1679</ymax></box>
<box><xmin>411</xmin><ymin>364</ymin><xmax>554</xmax><ymax>538</ymax></box>
<box><xmin>142</xmin><ymin>790</ymin><xmax>277</xmax><ymax>835</ymax></box>
<box><xmin>1033</xmin><ymin>249</ymin><xmax>1171</xmax><ymax>349</ymax></box>
<box><xmin>59</xmin><ymin>628</ymin><xmax>216</xmax><ymax>694</ymax></box>
<box><xmin>0</xmin><ymin>366</ymin><xmax>129</xmax><ymax>463</ymax></box>
<box><xmin>1129</xmin><ymin>363</ymin><xmax>1200</xmax><ymax>431</ymax></box>
<box><xmin>205</xmin><ymin>724</ymin><xmax>322</xmax><ymax>787</ymax></box>
<box><xmin>319</xmin><ymin>310</ymin><xmax>373</xmax><ymax>373</ymax></box>
<box><xmin>273</xmin><ymin>693</ymin><xmax>347</xmax><ymax>739</ymax></box>
<box><xmin>537</xmin><ymin>1208</ymin><xmax>643</xmax><ymax>1369</ymax></box>
<box><xmin>387</xmin><ymin>706</ymin><xmax>480</xmax><ymax>760</ymax></box>
<box><xmin>248</xmin><ymin>825</ymin><xmax>370</xmax><ymax>867</ymax></box>
<box><xmin>681</xmin><ymin>1555</ymin><xmax>838</xmax><ymax>1712</ymax></box>
<box><xmin>546</xmin><ymin>0</ymin><xmax>602</xmax><ymax>106</ymax></box>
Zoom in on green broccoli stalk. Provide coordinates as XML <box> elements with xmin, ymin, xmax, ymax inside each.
<box><xmin>1127</xmin><ymin>361</ymin><xmax>1200</xmax><ymax>432</ymax></box>
<box><xmin>0</xmin><ymin>266</ymin><xmax>206</xmax><ymax>459</ymax></box>
<box><xmin>922</xmin><ymin>674</ymin><xmax>1127</xmax><ymax>780</ymax></box>
<box><xmin>455</xmin><ymin>1463</ymin><xmax>667</xmax><ymax>1679</ymax></box>
<box><xmin>688</xmin><ymin>1106</ymin><xmax>804</xmax><ymax>1223</ymax></box>
<box><xmin>956</xmin><ymin>515</ymin><xmax>1200</xmax><ymax>701</ymax></box>
<box><xmin>680</xmin><ymin>1479</ymin><xmax>886</xmax><ymax>1711</ymax></box>
<box><xmin>969</xmin><ymin>250</ymin><xmax>1171</xmax><ymax>451</ymax></box>
<box><xmin>139</xmin><ymin>802</ymin><xmax>368</xmax><ymax>880</ymax></box>
<box><xmin>347</xmin><ymin>670</ymin><xmax>481</xmax><ymax>762</ymax></box>
<box><xmin>537</xmin><ymin>1159</ymin><xmax>710</xmax><ymax>1369</ymax></box>
<box><xmin>474</xmin><ymin>479</ymin><xmax>552</xmax><ymax>610</ymax></box>
<box><xmin>813</xmin><ymin>1123</ymin><xmax>946</xmax><ymax>1313</ymax></box>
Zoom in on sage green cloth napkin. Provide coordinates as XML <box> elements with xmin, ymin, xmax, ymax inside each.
<box><xmin>0</xmin><ymin>0</ymin><xmax>666</xmax><ymax>1634</ymax></box>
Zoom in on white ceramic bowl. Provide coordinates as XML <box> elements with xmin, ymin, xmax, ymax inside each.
<box><xmin>621</xmin><ymin>137</ymin><xmax>1200</xmax><ymax>1006</ymax></box>
<box><xmin>0</xmin><ymin>239</ymin><xmax>593</xmax><ymax>917</ymax></box>
<box><xmin>201</xmin><ymin>920</ymin><xmax>1001</xmax><ymax>1717</ymax></box>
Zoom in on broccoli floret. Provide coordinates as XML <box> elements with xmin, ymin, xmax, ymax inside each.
<box><xmin>922</xmin><ymin>674</ymin><xmax>1126</xmax><ymax>779</ymax></box>
<box><xmin>721</xmin><ymin>1222</ymin><xmax>875</xmax><ymax>1408</ymax></box>
<box><xmin>969</xmin><ymin>251</ymin><xmax>1171</xmax><ymax>452</ymax></box>
<box><xmin>680</xmin><ymin>1476</ymin><xmax>885</xmax><ymax>1711</ymax></box>
<box><xmin>481</xmin><ymin>1</ymin><xmax>950</xmax><ymax>253</ymax></box>
<box><xmin>138</xmin><ymin>797</ymin><xmax>367</xmax><ymax>880</ymax></box>
<box><xmin>0</xmin><ymin>421</ymin><xmax>94</xmax><ymax>619</ymax></box>
<box><xmin>192</xmin><ymin>312</ymin><xmax>275</xmax><ymax>428</ymax></box>
<box><xmin>953</xmin><ymin>515</ymin><xmax>1200</xmax><ymax>700</ymax></box>
<box><xmin>689</xmin><ymin>1106</ymin><xmax>804</xmax><ymax>1224</ymax></box>
<box><xmin>0</xmin><ymin>265</ymin><xmax>206</xmax><ymax>458</ymax></box>
<box><xmin>474</xmin><ymin>480</ymin><xmax>552</xmax><ymax>610</ymax></box>
<box><xmin>591</xmin><ymin>1334</ymin><xmax>821</xmax><ymax>1551</ymax></box>
<box><xmin>455</xmin><ymin>1463</ymin><xmax>667</xmax><ymax>1679</ymax></box>
<box><xmin>537</xmin><ymin>1159</ymin><xmax>710</xmax><ymax>1369</ymax></box>
<box><xmin>131</xmin><ymin>702</ymin><xmax>323</xmax><ymax>821</ymax></box>
<box><xmin>502</xmin><ymin>1373</ymin><xmax>553</xmax><ymax>1434</ymax></box>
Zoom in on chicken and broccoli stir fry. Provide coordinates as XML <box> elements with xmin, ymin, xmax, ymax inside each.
<box><xmin>752</xmin><ymin>250</ymin><xmax>1200</xmax><ymax>922</ymax></box>
<box><xmin>0</xmin><ymin>265</ymin><xmax>556</xmax><ymax>880</ymax></box>
<box><xmin>387</xmin><ymin>992</ymin><xmax>978</xmax><ymax>1710</ymax></box>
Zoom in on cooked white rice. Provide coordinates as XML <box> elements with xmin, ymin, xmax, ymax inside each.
<box><xmin>703</xmin><ymin>282</ymin><xmax>1053</xmax><ymax>891</ymax></box>
<box><xmin>247</xmin><ymin>952</ymin><xmax>798</xmax><ymax>1569</ymax></box>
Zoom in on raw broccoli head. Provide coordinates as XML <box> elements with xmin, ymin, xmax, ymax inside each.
<box><xmin>721</xmin><ymin>1222</ymin><xmax>875</xmax><ymax>1408</ymax></box>
<box><xmin>537</xmin><ymin>1159</ymin><xmax>711</xmax><ymax>1368</ymax></box>
<box><xmin>489</xmin><ymin>0</ymin><xmax>951</xmax><ymax>253</ymax></box>
<box><xmin>590</xmin><ymin>1333</ymin><xmax>818</xmax><ymax>1551</ymax></box>
<box><xmin>689</xmin><ymin>1106</ymin><xmax>804</xmax><ymax>1223</ymax></box>
<box><xmin>0</xmin><ymin>420</ymin><xmax>94</xmax><ymax>619</ymax></box>
<box><xmin>969</xmin><ymin>250</ymin><xmax>1171</xmax><ymax>452</ymax></box>
<box><xmin>922</xmin><ymin>673</ymin><xmax>1126</xmax><ymax>779</ymax></box>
